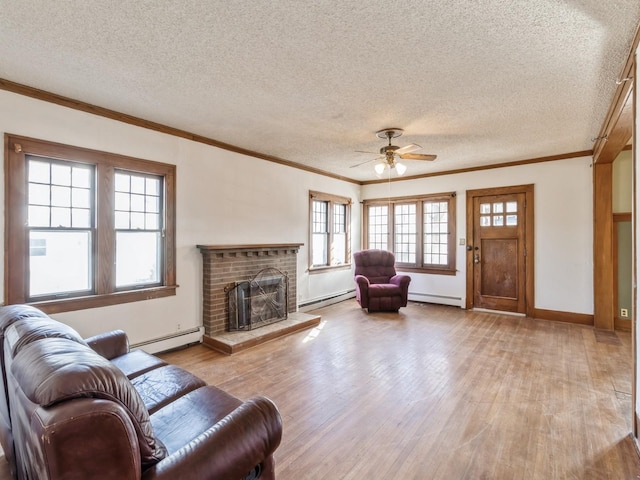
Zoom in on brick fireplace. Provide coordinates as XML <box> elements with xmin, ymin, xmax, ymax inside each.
<box><xmin>197</xmin><ymin>244</ymin><xmax>302</xmax><ymax>339</ymax></box>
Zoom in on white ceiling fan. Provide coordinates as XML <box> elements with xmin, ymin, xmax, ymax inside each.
<box><xmin>352</xmin><ymin>128</ymin><xmax>437</xmax><ymax>177</ymax></box>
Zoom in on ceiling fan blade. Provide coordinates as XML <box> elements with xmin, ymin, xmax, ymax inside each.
<box><xmin>399</xmin><ymin>153</ymin><xmax>437</xmax><ymax>161</ymax></box>
<box><xmin>350</xmin><ymin>156</ymin><xmax>383</xmax><ymax>168</ymax></box>
<box><xmin>394</xmin><ymin>143</ymin><xmax>422</xmax><ymax>155</ymax></box>
<box><xmin>355</xmin><ymin>150</ymin><xmax>378</xmax><ymax>154</ymax></box>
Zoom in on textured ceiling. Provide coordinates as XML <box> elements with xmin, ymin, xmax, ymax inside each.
<box><xmin>0</xmin><ymin>1</ymin><xmax>639</xmax><ymax>181</ymax></box>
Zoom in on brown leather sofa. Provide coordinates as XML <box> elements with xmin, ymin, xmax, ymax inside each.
<box><xmin>0</xmin><ymin>304</ymin><xmax>282</xmax><ymax>480</ymax></box>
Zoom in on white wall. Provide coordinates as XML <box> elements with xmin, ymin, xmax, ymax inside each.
<box><xmin>0</xmin><ymin>87</ymin><xmax>596</xmax><ymax>351</ymax></box>
<box><xmin>361</xmin><ymin>156</ymin><xmax>594</xmax><ymax>314</ymax></box>
<box><xmin>0</xmin><ymin>90</ymin><xmax>360</xmax><ymax>347</ymax></box>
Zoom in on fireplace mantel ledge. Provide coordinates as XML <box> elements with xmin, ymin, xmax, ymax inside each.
<box><xmin>197</xmin><ymin>243</ymin><xmax>303</xmax><ymax>255</ymax></box>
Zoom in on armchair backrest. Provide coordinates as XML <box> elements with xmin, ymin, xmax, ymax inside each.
<box><xmin>353</xmin><ymin>249</ymin><xmax>397</xmax><ymax>284</ymax></box>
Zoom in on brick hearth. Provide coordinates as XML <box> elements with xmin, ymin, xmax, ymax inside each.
<box><xmin>197</xmin><ymin>244</ymin><xmax>319</xmax><ymax>353</ymax></box>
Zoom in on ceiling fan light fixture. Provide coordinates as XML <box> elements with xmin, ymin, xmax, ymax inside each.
<box><xmin>374</xmin><ymin>162</ymin><xmax>386</xmax><ymax>177</ymax></box>
<box><xmin>395</xmin><ymin>162</ymin><xmax>407</xmax><ymax>176</ymax></box>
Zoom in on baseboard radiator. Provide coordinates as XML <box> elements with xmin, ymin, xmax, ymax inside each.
<box><xmin>407</xmin><ymin>292</ymin><xmax>463</xmax><ymax>307</ymax></box>
<box><xmin>298</xmin><ymin>290</ymin><xmax>356</xmax><ymax>312</ymax></box>
<box><xmin>130</xmin><ymin>326</ymin><xmax>204</xmax><ymax>354</ymax></box>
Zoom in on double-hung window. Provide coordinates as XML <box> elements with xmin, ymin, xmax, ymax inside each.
<box><xmin>5</xmin><ymin>134</ymin><xmax>177</xmax><ymax>313</ymax></box>
<box><xmin>363</xmin><ymin>193</ymin><xmax>456</xmax><ymax>274</ymax></box>
<box><xmin>310</xmin><ymin>191</ymin><xmax>351</xmax><ymax>269</ymax></box>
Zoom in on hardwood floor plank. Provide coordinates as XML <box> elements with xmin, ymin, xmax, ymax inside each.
<box><xmin>159</xmin><ymin>300</ymin><xmax>640</xmax><ymax>480</ymax></box>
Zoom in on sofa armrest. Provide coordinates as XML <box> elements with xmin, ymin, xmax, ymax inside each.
<box><xmin>142</xmin><ymin>396</ymin><xmax>282</xmax><ymax>480</ymax></box>
<box><xmin>85</xmin><ymin>329</ymin><xmax>129</xmax><ymax>359</ymax></box>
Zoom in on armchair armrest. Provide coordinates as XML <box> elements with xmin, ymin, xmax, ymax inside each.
<box><xmin>142</xmin><ymin>396</ymin><xmax>283</xmax><ymax>480</ymax></box>
<box><xmin>390</xmin><ymin>274</ymin><xmax>411</xmax><ymax>288</ymax></box>
<box><xmin>390</xmin><ymin>274</ymin><xmax>411</xmax><ymax>305</ymax></box>
<box><xmin>354</xmin><ymin>275</ymin><xmax>371</xmax><ymax>308</ymax></box>
<box><xmin>85</xmin><ymin>329</ymin><xmax>129</xmax><ymax>359</ymax></box>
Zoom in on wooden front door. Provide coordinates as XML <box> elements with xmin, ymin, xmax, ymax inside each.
<box><xmin>467</xmin><ymin>186</ymin><xmax>533</xmax><ymax>314</ymax></box>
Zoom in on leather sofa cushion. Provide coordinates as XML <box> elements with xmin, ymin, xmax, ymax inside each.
<box><xmin>151</xmin><ymin>385</ymin><xmax>243</xmax><ymax>454</ymax></box>
<box><xmin>131</xmin><ymin>364</ymin><xmax>206</xmax><ymax>414</ymax></box>
<box><xmin>5</xmin><ymin>318</ymin><xmax>87</xmax><ymax>358</ymax></box>
<box><xmin>111</xmin><ymin>349</ymin><xmax>167</xmax><ymax>379</ymax></box>
<box><xmin>11</xmin><ymin>337</ymin><xmax>167</xmax><ymax>468</ymax></box>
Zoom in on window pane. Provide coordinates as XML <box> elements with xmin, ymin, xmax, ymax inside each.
<box><xmin>423</xmin><ymin>201</ymin><xmax>449</xmax><ymax>266</ymax></box>
<box><xmin>115</xmin><ymin>211</ymin><xmax>130</xmax><ymax>229</ymax></box>
<box><xmin>116</xmin><ymin>232</ymin><xmax>160</xmax><ymax>287</ymax></box>
<box><xmin>115</xmin><ymin>173</ymin><xmax>130</xmax><ymax>192</ymax></box>
<box><xmin>145</xmin><ymin>213</ymin><xmax>159</xmax><ymax>230</ymax></box>
<box><xmin>146</xmin><ymin>196</ymin><xmax>160</xmax><ymax>214</ymax></box>
<box><xmin>29</xmin><ymin>183</ymin><xmax>50</xmax><ymax>205</ymax></box>
<box><xmin>312</xmin><ymin>233</ymin><xmax>328</xmax><ymax>266</ymax></box>
<box><xmin>506</xmin><ymin>215</ymin><xmax>518</xmax><ymax>226</ymax></box>
<box><xmin>480</xmin><ymin>203</ymin><xmax>491</xmax><ymax>214</ymax></box>
<box><xmin>493</xmin><ymin>215</ymin><xmax>504</xmax><ymax>226</ymax></box>
<box><xmin>72</xmin><ymin>187</ymin><xmax>90</xmax><ymax>208</ymax></box>
<box><xmin>368</xmin><ymin>205</ymin><xmax>389</xmax><ymax>250</ymax></box>
<box><xmin>51</xmin><ymin>164</ymin><xmax>71</xmax><ymax>186</ymax></box>
<box><xmin>506</xmin><ymin>201</ymin><xmax>517</xmax><ymax>213</ymax></box>
<box><xmin>131</xmin><ymin>212</ymin><xmax>145</xmax><ymax>229</ymax></box>
<box><xmin>493</xmin><ymin>202</ymin><xmax>504</xmax><ymax>213</ymax></box>
<box><xmin>395</xmin><ymin>203</ymin><xmax>416</xmax><ymax>263</ymax></box>
<box><xmin>51</xmin><ymin>185</ymin><xmax>71</xmax><ymax>207</ymax></box>
<box><xmin>28</xmin><ymin>205</ymin><xmax>50</xmax><ymax>227</ymax></box>
<box><xmin>131</xmin><ymin>194</ymin><xmax>145</xmax><ymax>212</ymax></box>
<box><xmin>115</xmin><ymin>192</ymin><xmax>130</xmax><ymax>210</ymax></box>
<box><xmin>130</xmin><ymin>176</ymin><xmax>145</xmax><ymax>194</ymax></box>
<box><xmin>29</xmin><ymin>230</ymin><xmax>91</xmax><ymax>297</ymax></box>
<box><xmin>146</xmin><ymin>177</ymin><xmax>160</xmax><ymax>195</ymax></box>
<box><xmin>29</xmin><ymin>160</ymin><xmax>50</xmax><ymax>183</ymax></box>
<box><xmin>312</xmin><ymin>200</ymin><xmax>328</xmax><ymax>233</ymax></box>
<box><xmin>332</xmin><ymin>232</ymin><xmax>346</xmax><ymax>265</ymax></box>
<box><xmin>72</xmin><ymin>208</ymin><xmax>91</xmax><ymax>228</ymax></box>
<box><xmin>72</xmin><ymin>166</ymin><xmax>91</xmax><ymax>188</ymax></box>
<box><xmin>480</xmin><ymin>216</ymin><xmax>491</xmax><ymax>227</ymax></box>
<box><xmin>51</xmin><ymin>207</ymin><xmax>71</xmax><ymax>227</ymax></box>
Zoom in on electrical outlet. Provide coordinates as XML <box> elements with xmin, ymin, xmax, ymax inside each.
<box><xmin>621</xmin><ymin>309</ymin><xmax>629</xmax><ymax>318</ymax></box>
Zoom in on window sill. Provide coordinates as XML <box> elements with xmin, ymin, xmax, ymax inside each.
<box><xmin>308</xmin><ymin>264</ymin><xmax>352</xmax><ymax>274</ymax></box>
<box><xmin>395</xmin><ymin>266</ymin><xmax>457</xmax><ymax>276</ymax></box>
<box><xmin>27</xmin><ymin>285</ymin><xmax>178</xmax><ymax>314</ymax></box>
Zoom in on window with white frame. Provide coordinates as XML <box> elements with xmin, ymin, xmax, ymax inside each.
<box><xmin>363</xmin><ymin>193</ymin><xmax>456</xmax><ymax>274</ymax></box>
<box><xmin>310</xmin><ymin>191</ymin><xmax>351</xmax><ymax>269</ymax></box>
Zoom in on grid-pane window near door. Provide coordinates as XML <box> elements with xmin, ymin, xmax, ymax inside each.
<box><xmin>394</xmin><ymin>203</ymin><xmax>417</xmax><ymax>263</ymax></box>
<box><xmin>423</xmin><ymin>200</ymin><xmax>449</xmax><ymax>266</ymax></box>
<box><xmin>368</xmin><ymin>205</ymin><xmax>389</xmax><ymax>250</ymax></box>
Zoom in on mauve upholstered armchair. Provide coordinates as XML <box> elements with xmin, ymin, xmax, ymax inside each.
<box><xmin>353</xmin><ymin>249</ymin><xmax>411</xmax><ymax>312</ymax></box>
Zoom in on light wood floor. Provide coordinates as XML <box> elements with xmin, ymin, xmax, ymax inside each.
<box><xmin>0</xmin><ymin>300</ymin><xmax>637</xmax><ymax>479</ymax></box>
<box><xmin>161</xmin><ymin>300</ymin><xmax>640</xmax><ymax>480</ymax></box>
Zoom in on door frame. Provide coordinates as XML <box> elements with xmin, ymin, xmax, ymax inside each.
<box><xmin>465</xmin><ymin>184</ymin><xmax>535</xmax><ymax>317</ymax></box>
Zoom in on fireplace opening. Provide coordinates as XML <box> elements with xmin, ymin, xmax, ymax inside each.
<box><xmin>227</xmin><ymin>268</ymin><xmax>289</xmax><ymax>331</ymax></box>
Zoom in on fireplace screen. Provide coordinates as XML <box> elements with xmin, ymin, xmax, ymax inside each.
<box><xmin>227</xmin><ymin>268</ymin><xmax>288</xmax><ymax>331</ymax></box>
